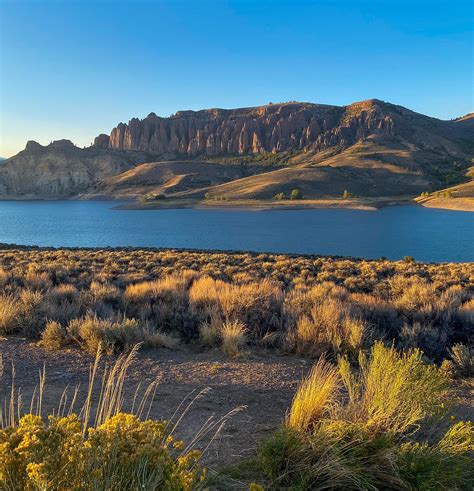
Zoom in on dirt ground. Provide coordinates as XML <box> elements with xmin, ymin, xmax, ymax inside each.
<box><xmin>1</xmin><ymin>337</ymin><xmax>473</xmax><ymax>475</ymax></box>
<box><xmin>0</xmin><ymin>337</ymin><xmax>311</xmax><ymax>471</ymax></box>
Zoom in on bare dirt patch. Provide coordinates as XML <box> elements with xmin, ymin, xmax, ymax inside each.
<box><xmin>0</xmin><ymin>337</ymin><xmax>311</xmax><ymax>471</ymax></box>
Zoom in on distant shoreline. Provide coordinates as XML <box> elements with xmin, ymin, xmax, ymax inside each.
<box><xmin>0</xmin><ymin>196</ymin><xmax>473</xmax><ymax>212</ymax></box>
<box><xmin>114</xmin><ymin>197</ymin><xmax>411</xmax><ymax>211</ymax></box>
<box><xmin>114</xmin><ymin>197</ymin><xmax>474</xmax><ymax>212</ymax></box>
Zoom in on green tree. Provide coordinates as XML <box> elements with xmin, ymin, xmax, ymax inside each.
<box><xmin>342</xmin><ymin>190</ymin><xmax>353</xmax><ymax>199</ymax></box>
<box><xmin>290</xmin><ymin>189</ymin><xmax>303</xmax><ymax>200</ymax></box>
<box><xmin>273</xmin><ymin>192</ymin><xmax>285</xmax><ymax>200</ymax></box>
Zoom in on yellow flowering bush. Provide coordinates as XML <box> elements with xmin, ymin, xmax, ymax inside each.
<box><xmin>0</xmin><ymin>413</ymin><xmax>204</xmax><ymax>490</ymax></box>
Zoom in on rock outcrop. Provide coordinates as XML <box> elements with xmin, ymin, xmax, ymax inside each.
<box><xmin>98</xmin><ymin>100</ymin><xmax>473</xmax><ymax>159</ymax></box>
<box><xmin>0</xmin><ymin>141</ymin><xmax>148</xmax><ymax>197</ymax></box>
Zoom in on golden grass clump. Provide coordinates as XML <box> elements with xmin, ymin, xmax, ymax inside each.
<box><xmin>0</xmin><ymin>267</ymin><xmax>9</xmax><ymax>287</ymax></box>
<box><xmin>199</xmin><ymin>316</ymin><xmax>222</xmax><ymax>348</ymax></box>
<box><xmin>287</xmin><ymin>358</ymin><xmax>340</xmax><ymax>431</ymax></box>
<box><xmin>441</xmin><ymin>343</ymin><xmax>474</xmax><ymax>377</ymax></box>
<box><xmin>221</xmin><ymin>320</ymin><xmax>247</xmax><ymax>357</ymax></box>
<box><xmin>0</xmin><ymin>291</ymin><xmax>45</xmax><ymax>335</ymax></box>
<box><xmin>0</xmin><ymin>294</ymin><xmax>21</xmax><ymax>334</ymax></box>
<box><xmin>338</xmin><ymin>343</ymin><xmax>448</xmax><ymax>435</ymax></box>
<box><xmin>190</xmin><ymin>277</ymin><xmax>283</xmax><ymax>337</ymax></box>
<box><xmin>66</xmin><ymin>314</ymin><xmax>179</xmax><ymax>354</ymax></box>
<box><xmin>287</xmin><ymin>296</ymin><xmax>369</xmax><ymax>358</ymax></box>
<box><xmin>89</xmin><ymin>280</ymin><xmax>121</xmax><ymax>304</ymax></box>
<box><xmin>124</xmin><ymin>273</ymin><xmax>193</xmax><ymax>337</ymax></box>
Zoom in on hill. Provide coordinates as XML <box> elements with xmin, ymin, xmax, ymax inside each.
<box><xmin>1</xmin><ymin>100</ymin><xmax>473</xmax><ymax>204</ymax></box>
<box><xmin>0</xmin><ymin>140</ymin><xmax>150</xmax><ymax>198</ymax></box>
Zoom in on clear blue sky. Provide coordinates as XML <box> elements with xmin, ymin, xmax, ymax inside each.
<box><xmin>1</xmin><ymin>0</ymin><xmax>472</xmax><ymax>157</ymax></box>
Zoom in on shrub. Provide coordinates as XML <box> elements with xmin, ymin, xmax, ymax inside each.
<box><xmin>286</xmin><ymin>298</ymin><xmax>369</xmax><ymax>357</ymax></box>
<box><xmin>342</xmin><ymin>189</ymin><xmax>353</xmax><ymax>199</ymax></box>
<box><xmin>38</xmin><ymin>320</ymin><xmax>69</xmax><ymax>351</ymax></box>
<box><xmin>0</xmin><ymin>247</ymin><xmax>473</xmax><ymax>359</ymax></box>
<box><xmin>338</xmin><ymin>343</ymin><xmax>448</xmax><ymax>435</ymax></box>
<box><xmin>199</xmin><ymin>317</ymin><xmax>221</xmax><ymax>348</ymax></box>
<box><xmin>41</xmin><ymin>285</ymin><xmax>83</xmax><ymax>328</ymax></box>
<box><xmin>25</xmin><ymin>269</ymin><xmax>52</xmax><ymax>290</ymax></box>
<box><xmin>458</xmin><ymin>297</ymin><xmax>474</xmax><ymax>327</ymax></box>
<box><xmin>0</xmin><ymin>350</ymin><xmax>205</xmax><ymax>490</ymax></box>
<box><xmin>0</xmin><ymin>267</ymin><xmax>9</xmax><ymax>287</ymax></box>
<box><xmin>221</xmin><ymin>320</ymin><xmax>247</xmax><ymax>357</ymax></box>
<box><xmin>0</xmin><ymin>294</ymin><xmax>22</xmax><ymax>334</ymax></box>
<box><xmin>273</xmin><ymin>192</ymin><xmax>285</xmax><ymax>200</ymax></box>
<box><xmin>89</xmin><ymin>280</ymin><xmax>121</xmax><ymax>307</ymax></box>
<box><xmin>190</xmin><ymin>277</ymin><xmax>283</xmax><ymax>338</ymax></box>
<box><xmin>124</xmin><ymin>274</ymin><xmax>194</xmax><ymax>338</ymax></box>
<box><xmin>290</xmin><ymin>188</ymin><xmax>303</xmax><ymax>200</ymax></box>
<box><xmin>66</xmin><ymin>315</ymin><xmax>177</xmax><ymax>354</ymax></box>
<box><xmin>258</xmin><ymin>344</ymin><xmax>465</xmax><ymax>490</ymax></box>
<box><xmin>445</xmin><ymin>343</ymin><xmax>474</xmax><ymax>377</ymax></box>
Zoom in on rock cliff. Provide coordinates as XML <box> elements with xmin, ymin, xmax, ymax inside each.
<box><xmin>99</xmin><ymin>100</ymin><xmax>472</xmax><ymax>158</ymax></box>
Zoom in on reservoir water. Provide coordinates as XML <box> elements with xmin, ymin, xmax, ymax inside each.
<box><xmin>0</xmin><ymin>201</ymin><xmax>472</xmax><ymax>262</ymax></box>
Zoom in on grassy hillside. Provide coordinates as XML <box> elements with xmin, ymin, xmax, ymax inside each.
<box><xmin>416</xmin><ymin>165</ymin><xmax>474</xmax><ymax>210</ymax></box>
<box><xmin>90</xmin><ymin>160</ymin><xmax>248</xmax><ymax>199</ymax></box>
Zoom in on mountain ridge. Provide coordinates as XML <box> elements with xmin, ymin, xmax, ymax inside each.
<box><xmin>1</xmin><ymin>99</ymin><xmax>473</xmax><ymax>202</ymax></box>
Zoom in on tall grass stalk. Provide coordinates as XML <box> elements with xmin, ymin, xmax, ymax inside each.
<box><xmin>287</xmin><ymin>358</ymin><xmax>340</xmax><ymax>431</ymax></box>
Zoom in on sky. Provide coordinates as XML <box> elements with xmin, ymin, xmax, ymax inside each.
<box><xmin>0</xmin><ymin>0</ymin><xmax>472</xmax><ymax>157</ymax></box>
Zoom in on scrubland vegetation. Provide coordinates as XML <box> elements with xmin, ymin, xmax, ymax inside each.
<box><xmin>255</xmin><ymin>343</ymin><xmax>473</xmax><ymax>489</ymax></box>
<box><xmin>0</xmin><ymin>246</ymin><xmax>473</xmax><ymax>489</ymax></box>
<box><xmin>0</xmin><ymin>246</ymin><xmax>472</xmax><ymax>365</ymax></box>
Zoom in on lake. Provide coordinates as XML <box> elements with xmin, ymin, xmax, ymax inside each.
<box><xmin>0</xmin><ymin>201</ymin><xmax>472</xmax><ymax>262</ymax></box>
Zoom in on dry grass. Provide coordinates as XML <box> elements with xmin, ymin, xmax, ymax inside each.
<box><xmin>38</xmin><ymin>320</ymin><xmax>69</xmax><ymax>351</ymax></box>
<box><xmin>199</xmin><ymin>317</ymin><xmax>221</xmax><ymax>348</ymax></box>
<box><xmin>287</xmin><ymin>358</ymin><xmax>340</xmax><ymax>431</ymax></box>
<box><xmin>0</xmin><ymin>246</ymin><xmax>472</xmax><ymax>360</ymax></box>
<box><xmin>190</xmin><ymin>277</ymin><xmax>283</xmax><ymax>337</ymax></box>
<box><xmin>221</xmin><ymin>320</ymin><xmax>247</xmax><ymax>357</ymax></box>
<box><xmin>0</xmin><ymin>294</ymin><xmax>21</xmax><ymax>334</ymax></box>
<box><xmin>443</xmin><ymin>343</ymin><xmax>474</xmax><ymax>377</ymax></box>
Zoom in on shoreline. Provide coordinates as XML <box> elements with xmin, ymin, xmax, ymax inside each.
<box><xmin>114</xmin><ymin>197</ymin><xmax>417</xmax><ymax>211</ymax></box>
<box><xmin>415</xmin><ymin>196</ymin><xmax>474</xmax><ymax>212</ymax></box>
<box><xmin>1</xmin><ymin>196</ymin><xmax>473</xmax><ymax>212</ymax></box>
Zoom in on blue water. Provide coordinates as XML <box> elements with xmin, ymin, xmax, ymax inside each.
<box><xmin>0</xmin><ymin>201</ymin><xmax>472</xmax><ymax>262</ymax></box>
